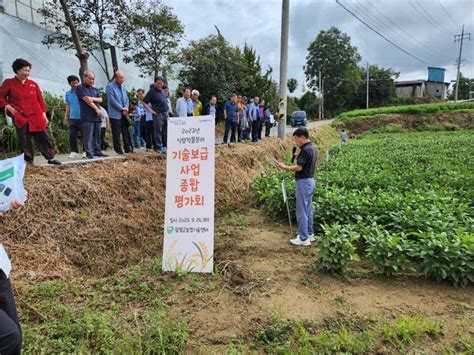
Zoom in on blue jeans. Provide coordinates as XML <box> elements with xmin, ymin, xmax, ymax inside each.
<box><xmin>133</xmin><ymin>121</ymin><xmax>145</xmax><ymax>147</ymax></box>
<box><xmin>296</xmin><ymin>178</ymin><xmax>315</xmax><ymax>241</ymax></box>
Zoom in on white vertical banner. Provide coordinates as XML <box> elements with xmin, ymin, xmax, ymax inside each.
<box><xmin>162</xmin><ymin>115</ymin><xmax>215</xmax><ymax>273</ymax></box>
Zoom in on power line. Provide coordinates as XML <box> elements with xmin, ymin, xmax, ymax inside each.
<box><xmin>436</xmin><ymin>0</ymin><xmax>461</xmax><ymax>31</ymax></box>
<box><xmin>365</xmin><ymin>0</ymin><xmax>448</xmax><ymax>62</ymax></box>
<box><xmin>349</xmin><ymin>1</ymin><xmax>437</xmax><ymax>63</ymax></box>
<box><xmin>351</xmin><ymin>1</ymin><xmax>446</xmax><ymax>65</ymax></box>
<box><xmin>336</xmin><ymin>0</ymin><xmax>431</xmax><ymax>66</ymax></box>
<box><xmin>415</xmin><ymin>0</ymin><xmax>455</xmax><ymax>35</ymax></box>
<box><xmin>409</xmin><ymin>0</ymin><xmax>453</xmax><ymax>37</ymax></box>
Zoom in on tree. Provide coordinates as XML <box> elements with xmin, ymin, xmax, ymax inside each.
<box><xmin>449</xmin><ymin>73</ymin><xmax>473</xmax><ymax>100</ymax></box>
<box><xmin>114</xmin><ymin>0</ymin><xmax>184</xmax><ymax>79</ymax></box>
<box><xmin>235</xmin><ymin>43</ymin><xmax>278</xmax><ymax>103</ymax></box>
<box><xmin>179</xmin><ymin>34</ymin><xmax>239</xmax><ymax>104</ymax></box>
<box><xmin>348</xmin><ymin>65</ymin><xmax>399</xmax><ymax>109</ymax></box>
<box><xmin>39</xmin><ymin>0</ymin><xmax>125</xmax><ymax>80</ymax></box>
<box><xmin>296</xmin><ymin>91</ymin><xmax>320</xmax><ymax>118</ymax></box>
<box><xmin>305</xmin><ymin>27</ymin><xmax>362</xmax><ymax>115</ymax></box>
<box><xmin>58</xmin><ymin>0</ymin><xmax>89</xmax><ymax>79</ymax></box>
<box><xmin>287</xmin><ymin>78</ymin><xmax>298</xmax><ymax>93</ymax></box>
<box><xmin>178</xmin><ymin>34</ymin><xmax>278</xmax><ymax>106</ymax></box>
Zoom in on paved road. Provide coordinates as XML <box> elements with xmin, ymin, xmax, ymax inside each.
<box><xmin>274</xmin><ymin>119</ymin><xmax>334</xmax><ymax>136</ymax></box>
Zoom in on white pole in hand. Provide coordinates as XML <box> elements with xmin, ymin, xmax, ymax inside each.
<box><xmin>282</xmin><ymin>179</ymin><xmax>294</xmax><ymax>238</ymax></box>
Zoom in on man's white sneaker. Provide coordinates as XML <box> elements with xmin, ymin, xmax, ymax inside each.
<box><xmin>290</xmin><ymin>237</ymin><xmax>311</xmax><ymax>246</ymax></box>
<box><xmin>296</xmin><ymin>234</ymin><xmax>316</xmax><ymax>242</ymax></box>
<box><xmin>82</xmin><ymin>152</ymin><xmax>87</xmax><ymax>158</ymax></box>
<box><xmin>67</xmin><ymin>152</ymin><xmax>79</xmax><ymax>159</ymax></box>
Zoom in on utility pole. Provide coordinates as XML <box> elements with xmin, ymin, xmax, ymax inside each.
<box><xmin>278</xmin><ymin>0</ymin><xmax>289</xmax><ymax>140</ymax></box>
<box><xmin>366</xmin><ymin>62</ymin><xmax>369</xmax><ymax>109</ymax></box>
<box><xmin>318</xmin><ymin>70</ymin><xmax>322</xmax><ymax>120</ymax></box>
<box><xmin>454</xmin><ymin>25</ymin><xmax>471</xmax><ymax>101</ymax></box>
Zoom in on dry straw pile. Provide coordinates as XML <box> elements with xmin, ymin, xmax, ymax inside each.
<box><xmin>1</xmin><ymin>139</ymin><xmax>288</xmax><ymax>283</ymax></box>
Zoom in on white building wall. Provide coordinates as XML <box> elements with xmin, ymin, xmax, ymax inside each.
<box><xmin>0</xmin><ymin>0</ymin><xmax>153</xmax><ymax>97</ymax></box>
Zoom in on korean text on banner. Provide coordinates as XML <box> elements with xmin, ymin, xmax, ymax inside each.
<box><xmin>162</xmin><ymin>115</ymin><xmax>215</xmax><ymax>273</ymax></box>
<box><xmin>0</xmin><ymin>154</ymin><xmax>27</xmax><ymax>212</ymax></box>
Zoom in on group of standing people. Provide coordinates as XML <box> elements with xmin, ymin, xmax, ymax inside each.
<box><xmin>1</xmin><ymin>57</ymin><xmax>279</xmax><ymax>164</ymax></box>
<box><xmin>65</xmin><ymin>75</ymin><xmax>208</xmax><ymax>158</ymax></box>
<box><xmin>222</xmin><ymin>94</ymin><xmax>276</xmax><ymax>145</ymax></box>
<box><xmin>65</xmin><ymin>72</ymin><xmax>174</xmax><ymax>158</ymax></box>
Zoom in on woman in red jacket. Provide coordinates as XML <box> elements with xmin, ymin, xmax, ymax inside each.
<box><xmin>0</xmin><ymin>58</ymin><xmax>61</xmax><ymax>165</ymax></box>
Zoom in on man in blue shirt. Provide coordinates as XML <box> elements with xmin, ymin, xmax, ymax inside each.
<box><xmin>176</xmin><ymin>88</ymin><xmax>194</xmax><ymax>118</ymax></box>
<box><xmin>106</xmin><ymin>70</ymin><xmax>133</xmax><ymax>154</ymax></box>
<box><xmin>248</xmin><ymin>96</ymin><xmax>260</xmax><ymax>143</ymax></box>
<box><xmin>76</xmin><ymin>71</ymin><xmax>107</xmax><ymax>159</ymax></box>
<box><xmin>223</xmin><ymin>94</ymin><xmax>240</xmax><ymax>144</ymax></box>
<box><xmin>64</xmin><ymin>75</ymin><xmax>82</xmax><ymax>159</ymax></box>
<box><xmin>137</xmin><ymin>89</ymin><xmax>150</xmax><ymax>150</ymax></box>
<box><xmin>143</xmin><ymin>77</ymin><xmax>169</xmax><ymax>153</ymax></box>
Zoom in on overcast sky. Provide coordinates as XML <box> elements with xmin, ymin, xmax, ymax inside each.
<box><xmin>163</xmin><ymin>0</ymin><xmax>473</xmax><ymax>95</ymax></box>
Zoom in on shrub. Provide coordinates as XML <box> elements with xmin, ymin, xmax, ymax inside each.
<box><xmin>364</xmin><ymin>228</ymin><xmax>417</xmax><ymax>276</ymax></box>
<box><xmin>415</xmin><ymin>231</ymin><xmax>474</xmax><ymax>288</ymax></box>
<box><xmin>254</xmin><ymin>130</ymin><xmax>474</xmax><ymax>286</ymax></box>
<box><xmin>314</xmin><ymin>223</ymin><xmax>360</xmax><ymax>274</ymax></box>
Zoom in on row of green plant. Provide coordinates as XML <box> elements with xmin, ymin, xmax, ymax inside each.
<box><xmin>253</xmin><ymin>131</ymin><xmax>474</xmax><ymax>287</ymax></box>
<box><xmin>335</xmin><ymin>101</ymin><xmax>474</xmax><ymax>121</ymax></box>
<box><xmin>229</xmin><ymin>297</ymin><xmax>472</xmax><ymax>354</ymax></box>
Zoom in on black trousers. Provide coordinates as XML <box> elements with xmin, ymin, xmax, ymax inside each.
<box><xmin>251</xmin><ymin>120</ymin><xmax>259</xmax><ymax>142</ymax></box>
<box><xmin>110</xmin><ymin>116</ymin><xmax>133</xmax><ymax>154</ymax></box>
<box><xmin>100</xmin><ymin>127</ymin><xmax>107</xmax><ymax>150</ymax></box>
<box><xmin>0</xmin><ymin>272</ymin><xmax>21</xmax><ymax>355</ymax></box>
<box><xmin>223</xmin><ymin>120</ymin><xmax>237</xmax><ymax>143</ymax></box>
<box><xmin>144</xmin><ymin>121</ymin><xmax>155</xmax><ymax>149</ymax></box>
<box><xmin>162</xmin><ymin>116</ymin><xmax>168</xmax><ymax>148</ymax></box>
<box><xmin>265</xmin><ymin>122</ymin><xmax>272</xmax><ymax>137</ymax></box>
<box><xmin>16</xmin><ymin>124</ymin><xmax>55</xmax><ymax>162</ymax></box>
<box><xmin>258</xmin><ymin>118</ymin><xmax>264</xmax><ymax>140</ymax></box>
<box><xmin>68</xmin><ymin>119</ymin><xmax>82</xmax><ymax>153</ymax></box>
<box><xmin>237</xmin><ymin>123</ymin><xmax>242</xmax><ymax>142</ymax></box>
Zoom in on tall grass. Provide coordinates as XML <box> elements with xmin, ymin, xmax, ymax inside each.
<box><xmin>336</xmin><ymin>101</ymin><xmax>474</xmax><ymax>121</ymax></box>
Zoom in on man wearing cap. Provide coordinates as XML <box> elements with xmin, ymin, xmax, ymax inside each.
<box><xmin>143</xmin><ymin>76</ymin><xmax>169</xmax><ymax>153</ymax></box>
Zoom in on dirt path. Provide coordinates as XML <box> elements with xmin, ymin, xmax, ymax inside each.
<box><xmin>172</xmin><ymin>209</ymin><xmax>472</xmax><ymax>351</ymax></box>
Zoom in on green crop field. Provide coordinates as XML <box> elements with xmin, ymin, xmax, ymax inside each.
<box><xmin>253</xmin><ymin>130</ymin><xmax>474</xmax><ymax>287</ymax></box>
<box><xmin>335</xmin><ymin>101</ymin><xmax>474</xmax><ymax>121</ymax></box>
